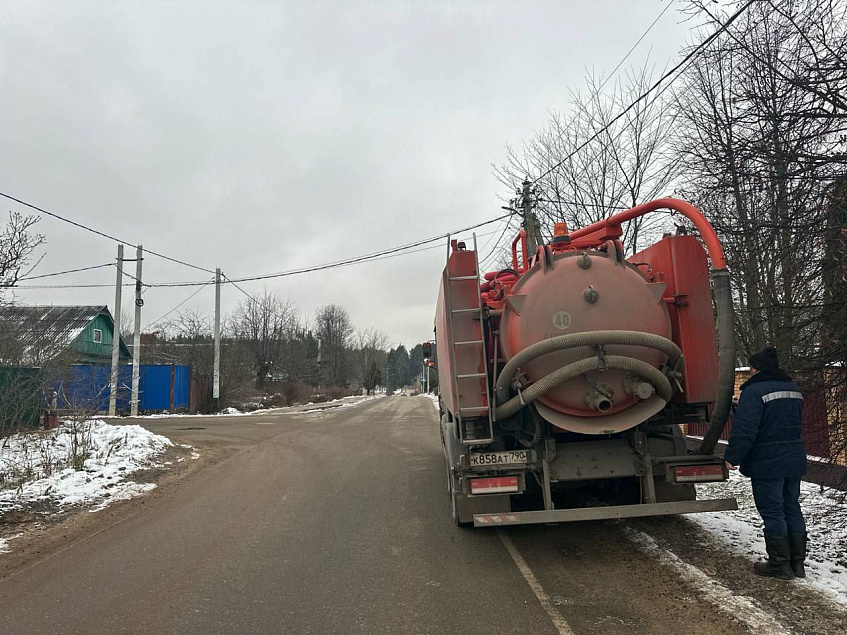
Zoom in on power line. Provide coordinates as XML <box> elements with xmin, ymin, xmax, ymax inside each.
<box><xmin>145</xmin><ymin>278</ymin><xmax>216</xmax><ymax>329</ymax></box>
<box><xmin>223</xmin><ymin>212</ymin><xmax>515</xmax><ymax>284</ymax></box>
<box><xmin>480</xmin><ymin>216</ymin><xmax>518</xmax><ymax>270</ymax></box>
<box><xmin>16</xmin><ymin>262</ymin><xmax>114</xmax><ymax>282</ymax></box>
<box><xmin>13</xmin><ymin>282</ymin><xmax>133</xmax><ymax>289</ymax></box>
<box><xmin>221</xmin><ymin>226</ymin><xmax>508</xmax><ymax>300</ymax></box>
<box><xmin>531</xmin><ymin>0</ymin><xmax>758</xmax><ymax>185</ymax></box>
<box><xmin>0</xmin><ymin>191</ymin><xmax>216</xmax><ymax>274</ymax></box>
<box><xmin>595</xmin><ymin>0</ymin><xmax>676</xmax><ymax>96</ymax></box>
<box><xmin>142</xmin><ymin>212</ymin><xmax>515</xmax><ymax>287</ymax></box>
<box><xmin>222</xmin><ymin>273</ymin><xmax>257</xmax><ymax>304</ymax></box>
<box><xmin>13</xmin><ymin>214</ymin><xmax>514</xmax><ymax>290</ymax></box>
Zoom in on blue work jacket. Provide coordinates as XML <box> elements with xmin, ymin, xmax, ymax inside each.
<box><xmin>724</xmin><ymin>371</ymin><xmax>806</xmax><ymax>479</ymax></box>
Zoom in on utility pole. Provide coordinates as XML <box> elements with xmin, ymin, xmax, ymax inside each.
<box><xmin>130</xmin><ymin>245</ymin><xmax>143</xmax><ymax>417</ymax></box>
<box><xmin>108</xmin><ymin>244</ymin><xmax>124</xmax><ymax>416</ymax></box>
<box><xmin>522</xmin><ymin>178</ymin><xmax>543</xmax><ymax>255</ymax></box>
<box><xmin>213</xmin><ymin>267</ymin><xmax>221</xmax><ymax>412</ymax></box>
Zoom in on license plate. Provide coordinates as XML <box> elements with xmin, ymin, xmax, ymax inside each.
<box><xmin>469</xmin><ymin>450</ymin><xmax>528</xmax><ymax>467</ymax></box>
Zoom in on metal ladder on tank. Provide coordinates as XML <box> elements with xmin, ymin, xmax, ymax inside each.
<box><xmin>444</xmin><ymin>233</ymin><xmax>494</xmax><ymax>445</ymax></box>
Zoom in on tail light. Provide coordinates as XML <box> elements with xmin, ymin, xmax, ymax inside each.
<box><xmin>469</xmin><ymin>476</ymin><xmax>519</xmax><ymax>495</ymax></box>
<box><xmin>670</xmin><ymin>464</ymin><xmax>726</xmax><ymax>483</ymax></box>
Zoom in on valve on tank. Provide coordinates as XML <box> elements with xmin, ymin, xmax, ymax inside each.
<box><xmin>585</xmin><ymin>381</ymin><xmax>615</xmax><ymax>413</ymax></box>
<box><xmin>624</xmin><ymin>373</ymin><xmax>656</xmax><ymax>401</ymax></box>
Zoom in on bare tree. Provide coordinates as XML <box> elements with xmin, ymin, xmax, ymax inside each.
<box><xmin>0</xmin><ymin>211</ymin><xmax>44</xmax><ymax>298</ymax></box>
<box><xmin>675</xmin><ymin>0</ymin><xmax>847</xmax><ymax>364</ymax></box>
<box><xmin>315</xmin><ymin>304</ymin><xmax>353</xmax><ymax>386</ymax></box>
<box><xmin>0</xmin><ymin>212</ymin><xmax>44</xmax><ymax>359</ymax></box>
<box><xmin>159</xmin><ymin>309</ymin><xmax>253</xmax><ymax>412</ymax></box>
<box><xmin>354</xmin><ymin>329</ymin><xmax>388</xmax><ymax>395</ymax></box>
<box><xmin>676</xmin><ymin>0</ymin><xmax>847</xmax><ymax>492</ymax></box>
<box><xmin>232</xmin><ymin>290</ymin><xmax>298</xmax><ymax>387</ymax></box>
<box><xmin>496</xmin><ymin>63</ymin><xmax>679</xmax><ymax>254</ymax></box>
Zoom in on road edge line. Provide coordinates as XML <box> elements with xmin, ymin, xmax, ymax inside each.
<box><xmin>623</xmin><ymin>527</ymin><xmax>790</xmax><ymax>634</ymax></box>
<box><xmin>497</xmin><ymin>529</ymin><xmax>575</xmax><ymax>635</ymax></box>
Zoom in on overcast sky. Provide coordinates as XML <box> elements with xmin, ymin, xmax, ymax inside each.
<box><xmin>2</xmin><ymin>1</ymin><xmax>691</xmax><ymax>348</ymax></box>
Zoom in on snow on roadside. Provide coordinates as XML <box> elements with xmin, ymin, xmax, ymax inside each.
<box><xmin>1</xmin><ymin>420</ymin><xmax>172</xmax><ymax>519</ymax></box>
<box><xmin>134</xmin><ymin>407</ymin><xmax>251</xmax><ymax>419</ymax></box>
<box><xmin>693</xmin><ymin>472</ymin><xmax>847</xmax><ymax>606</ymax></box>
<box><xmin>296</xmin><ymin>394</ymin><xmax>385</xmax><ymax>417</ymax></box>
<box><xmin>0</xmin><ymin>532</ymin><xmax>22</xmax><ymax>553</ymax></box>
<box><xmin>420</xmin><ymin>393</ymin><xmax>439</xmax><ymax>410</ymax></box>
<box><xmin>132</xmin><ymin>395</ymin><xmax>383</xmax><ymax>419</ymax></box>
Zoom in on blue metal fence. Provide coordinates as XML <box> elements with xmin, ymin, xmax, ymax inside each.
<box><xmin>53</xmin><ymin>364</ymin><xmax>190</xmax><ymax>413</ymax></box>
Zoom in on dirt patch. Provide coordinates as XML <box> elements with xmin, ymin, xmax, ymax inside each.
<box><xmin>0</xmin><ymin>441</ymin><xmax>224</xmax><ymax>579</ymax></box>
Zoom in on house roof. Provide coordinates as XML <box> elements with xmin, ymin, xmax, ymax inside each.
<box><xmin>0</xmin><ymin>305</ymin><xmax>131</xmax><ymax>365</ymax></box>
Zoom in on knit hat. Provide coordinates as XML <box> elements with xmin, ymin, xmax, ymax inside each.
<box><xmin>749</xmin><ymin>347</ymin><xmax>780</xmax><ymax>372</ymax></box>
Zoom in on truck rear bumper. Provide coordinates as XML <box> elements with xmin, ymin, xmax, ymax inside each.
<box><xmin>473</xmin><ymin>498</ymin><xmax>738</xmax><ymax>527</ymax></box>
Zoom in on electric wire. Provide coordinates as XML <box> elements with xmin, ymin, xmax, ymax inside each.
<box><xmin>0</xmin><ymin>191</ymin><xmax>216</xmax><ymax>274</ymax></box>
<box><xmin>139</xmin><ymin>212</ymin><xmax>515</xmax><ymax>288</ymax></box>
<box><xmin>531</xmin><ymin>0</ymin><xmax>758</xmax><ymax>185</ymax></box>
<box><xmin>595</xmin><ymin>0</ymin><xmax>676</xmax><ymax>96</ymax></box>
<box><xmin>222</xmin><ymin>273</ymin><xmax>257</xmax><ymax>304</ymax></box>
<box><xmin>221</xmin><ymin>212</ymin><xmax>515</xmax><ymax>284</ymax></box>
<box><xmin>7</xmin><ymin>262</ymin><xmax>113</xmax><ymax>283</ymax></box>
<box><xmin>479</xmin><ymin>215</ymin><xmax>518</xmax><ymax>270</ymax></box>
<box><xmin>13</xmin><ymin>282</ymin><xmax>133</xmax><ymax>289</ymax></box>
<box><xmin>145</xmin><ymin>278</ymin><xmax>216</xmax><ymax>330</ymax></box>
<box><xmin>14</xmin><ymin>217</ymin><xmax>512</xmax><ymax>290</ymax></box>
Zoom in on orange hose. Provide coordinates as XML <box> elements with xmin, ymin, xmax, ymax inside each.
<box><xmin>568</xmin><ymin>198</ymin><xmax>727</xmax><ymax>270</ymax></box>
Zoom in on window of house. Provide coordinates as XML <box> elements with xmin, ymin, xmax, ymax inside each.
<box><xmin>93</xmin><ymin>328</ymin><xmax>103</xmax><ymax>343</ymax></box>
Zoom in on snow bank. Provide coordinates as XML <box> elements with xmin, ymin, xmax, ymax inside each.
<box><xmin>694</xmin><ymin>472</ymin><xmax>847</xmax><ymax>606</ymax></box>
<box><xmin>1</xmin><ymin>420</ymin><xmax>172</xmax><ymax>516</ymax></box>
<box><xmin>420</xmin><ymin>393</ymin><xmax>439</xmax><ymax>410</ymax></box>
<box><xmin>132</xmin><ymin>395</ymin><xmax>383</xmax><ymax>419</ymax></box>
<box><xmin>297</xmin><ymin>394</ymin><xmax>385</xmax><ymax>417</ymax></box>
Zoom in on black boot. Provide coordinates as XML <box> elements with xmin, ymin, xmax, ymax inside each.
<box><xmin>788</xmin><ymin>532</ymin><xmax>807</xmax><ymax>578</ymax></box>
<box><xmin>754</xmin><ymin>533</ymin><xmax>794</xmax><ymax>580</ymax></box>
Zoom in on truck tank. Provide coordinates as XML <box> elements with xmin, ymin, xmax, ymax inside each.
<box><xmin>498</xmin><ymin>245</ymin><xmax>675</xmax><ymax>434</ymax></box>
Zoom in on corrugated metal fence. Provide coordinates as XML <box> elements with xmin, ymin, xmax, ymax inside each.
<box><xmin>53</xmin><ymin>364</ymin><xmax>190</xmax><ymax>414</ymax></box>
<box><xmin>0</xmin><ymin>366</ymin><xmax>43</xmax><ymax>432</ymax></box>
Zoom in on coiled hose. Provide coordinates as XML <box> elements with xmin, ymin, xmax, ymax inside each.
<box><xmin>495</xmin><ymin>355</ymin><xmax>673</xmax><ymax>421</ymax></box>
<box><xmin>494</xmin><ymin>330</ymin><xmax>682</xmax><ymax>408</ymax></box>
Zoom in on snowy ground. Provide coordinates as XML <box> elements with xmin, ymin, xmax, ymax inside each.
<box><xmin>1</xmin><ymin>420</ymin><xmax>175</xmax><ymax>552</ymax></box>
<box><xmin>134</xmin><ymin>394</ymin><xmax>383</xmax><ymax>419</ymax></box>
<box><xmin>692</xmin><ymin>472</ymin><xmax>847</xmax><ymax>605</ymax></box>
<box><xmin>420</xmin><ymin>393</ymin><xmax>439</xmax><ymax>410</ymax></box>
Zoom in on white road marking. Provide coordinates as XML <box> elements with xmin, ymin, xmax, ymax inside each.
<box><xmin>497</xmin><ymin>530</ymin><xmax>575</xmax><ymax>635</ymax></box>
<box><xmin>623</xmin><ymin>527</ymin><xmax>790</xmax><ymax>635</ymax></box>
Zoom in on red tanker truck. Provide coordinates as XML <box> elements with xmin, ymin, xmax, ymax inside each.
<box><xmin>431</xmin><ymin>198</ymin><xmax>738</xmax><ymax>527</ymax></box>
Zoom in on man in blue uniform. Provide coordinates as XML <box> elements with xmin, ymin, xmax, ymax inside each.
<box><xmin>724</xmin><ymin>347</ymin><xmax>807</xmax><ymax>580</ymax></box>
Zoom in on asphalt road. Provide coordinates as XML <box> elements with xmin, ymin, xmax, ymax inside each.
<box><xmin>0</xmin><ymin>397</ymin><xmax>767</xmax><ymax>634</ymax></box>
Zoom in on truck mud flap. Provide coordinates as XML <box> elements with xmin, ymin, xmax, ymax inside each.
<box><xmin>473</xmin><ymin>498</ymin><xmax>738</xmax><ymax>527</ymax></box>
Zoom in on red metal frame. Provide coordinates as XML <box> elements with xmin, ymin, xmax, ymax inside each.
<box><xmin>511</xmin><ymin>230</ymin><xmax>528</xmax><ymax>272</ymax></box>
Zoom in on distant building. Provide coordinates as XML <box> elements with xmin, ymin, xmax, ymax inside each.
<box><xmin>0</xmin><ymin>305</ymin><xmax>132</xmax><ymax>366</ymax></box>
